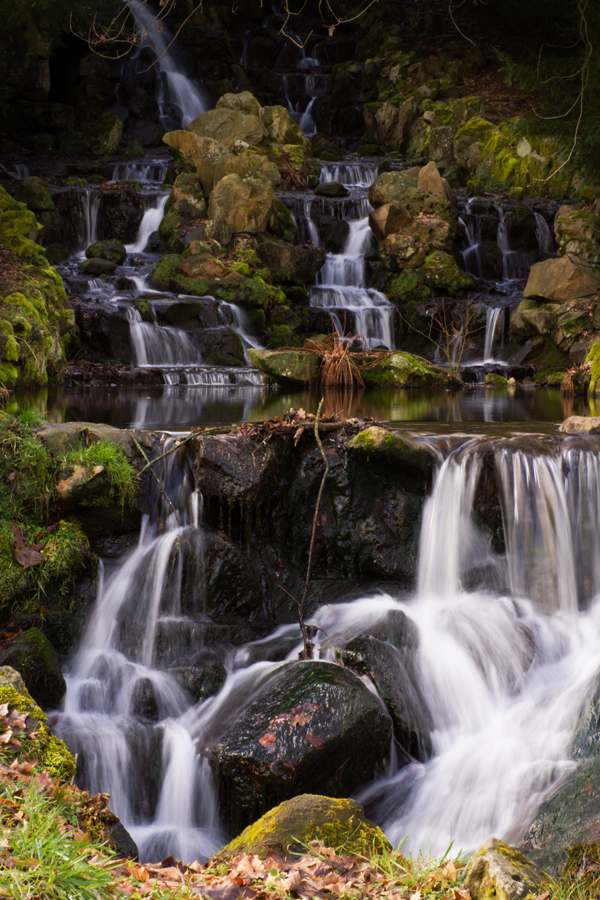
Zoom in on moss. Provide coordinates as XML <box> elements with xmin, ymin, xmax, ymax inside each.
<box><xmin>484</xmin><ymin>373</ymin><xmax>509</xmax><ymax>386</ymax></box>
<box><xmin>363</xmin><ymin>352</ymin><xmax>450</xmax><ymax>388</ymax></box>
<box><xmin>586</xmin><ymin>340</ymin><xmax>600</xmax><ymax>393</ymax></box>
<box><xmin>422</xmin><ymin>251</ymin><xmax>474</xmax><ymax>294</ymax></box>
<box><xmin>0</xmin><ymin>676</ymin><xmax>75</xmax><ymax>781</ymax></box>
<box><xmin>151</xmin><ymin>254</ymin><xmax>182</xmax><ymax>290</ymax></box>
<box><xmin>216</xmin><ymin>795</ymin><xmax>391</xmax><ymax>862</ymax></box>
<box><xmin>386</xmin><ymin>270</ymin><xmax>421</xmax><ymax>303</ymax></box>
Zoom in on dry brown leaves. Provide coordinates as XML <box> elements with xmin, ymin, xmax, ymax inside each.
<box><xmin>0</xmin><ymin>246</ymin><xmax>25</xmax><ymax>294</ymax></box>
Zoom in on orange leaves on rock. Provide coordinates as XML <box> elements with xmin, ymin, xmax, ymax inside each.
<box><xmin>290</xmin><ymin>712</ymin><xmax>312</xmax><ymax>727</ymax></box>
<box><xmin>306</xmin><ymin>734</ymin><xmax>325</xmax><ymax>749</ymax></box>
<box><xmin>258</xmin><ymin>733</ymin><xmax>277</xmax><ymax>749</ymax></box>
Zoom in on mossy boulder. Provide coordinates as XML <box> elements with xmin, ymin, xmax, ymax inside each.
<box><xmin>257</xmin><ymin>236</ymin><xmax>326</xmax><ymax>285</ymax></box>
<box><xmin>259</xmin><ymin>105</ymin><xmax>307</xmax><ymax>147</ymax></box>
<box><xmin>465</xmin><ymin>837</ymin><xmax>553</xmax><ymax>900</ymax></box>
<box><xmin>247</xmin><ymin>348</ymin><xmax>319</xmax><ymax>384</ymax></box>
<box><xmin>216</xmin><ymin>91</ymin><xmax>262</xmax><ymax>116</ymax></box>
<box><xmin>524</xmin><ymin>258</ymin><xmax>600</xmax><ymax>302</ymax></box>
<box><xmin>347</xmin><ymin>426</ymin><xmax>436</xmax><ymax>472</ymax></box>
<box><xmin>0</xmin><ymin>628</ymin><xmax>65</xmax><ymax>709</ymax></box>
<box><xmin>80</xmin><ymin>258</ymin><xmax>117</xmax><ymax>277</ymax></box>
<box><xmin>85</xmin><ymin>239</ymin><xmax>126</xmax><ymax>266</ymax></box>
<box><xmin>186</xmin><ymin>107</ymin><xmax>267</xmax><ymax>149</ymax></box>
<box><xmin>369</xmin><ymin>171</ymin><xmax>418</xmax><ymax>208</ymax></box>
<box><xmin>422</xmin><ymin>250</ymin><xmax>474</xmax><ymax>293</ymax></box>
<box><xmin>215</xmin><ymin>794</ymin><xmax>391</xmax><ymax>861</ymax></box>
<box><xmin>213</xmin><ymin>660</ymin><xmax>393</xmax><ymax>832</ymax></box>
<box><xmin>484</xmin><ymin>373</ymin><xmax>509</xmax><ymax>387</ymax></box>
<box><xmin>0</xmin><ymin>666</ymin><xmax>75</xmax><ymax>780</ymax></box>
<box><xmin>17</xmin><ymin>177</ymin><xmax>54</xmax><ymax>213</ymax></box>
<box><xmin>82</xmin><ymin>113</ymin><xmax>123</xmax><ymax>156</ymax></box>
<box><xmin>362</xmin><ymin>352</ymin><xmax>450</xmax><ymax>388</ymax></box>
<box><xmin>369</xmin><ymin>202</ymin><xmax>413</xmax><ymax>241</ymax></box>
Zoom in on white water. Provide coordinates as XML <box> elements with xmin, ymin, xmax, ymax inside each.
<box><xmin>52</xmin><ymin>432</ymin><xmax>600</xmax><ymax>862</ymax></box>
<box><xmin>112</xmin><ymin>162</ymin><xmax>169</xmax><ymax>184</ymax></box>
<box><xmin>218</xmin><ymin>301</ymin><xmax>264</xmax><ymax>363</ymax></box>
<box><xmin>483</xmin><ymin>307</ymin><xmax>504</xmax><ymax>362</ymax></box>
<box><xmin>309</xmin><ymin>166</ymin><xmax>395</xmax><ymax>349</ymax></box>
<box><xmin>320</xmin><ymin>163</ymin><xmax>379</xmax><ymax>188</ymax></box>
<box><xmin>126</xmin><ymin>0</ymin><xmax>210</xmax><ymax>129</ymax></box>
<box><xmin>534</xmin><ymin>212</ymin><xmax>555</xmax><ymax>254</ymax></box>
<box><xmin>126</xmin><ymin>194</ymin><xmax>168</xmax><ymax>253</ymax></box>
<box><xmin>496</xmin><ymin>205</ymin><xmax>535</xmax><ymax>281</ymax></box>
<box><xmin>78</xmin><ymin>189</ymin><xmax>102</xmax><ymax>252</ymax></box>
<box><xmin>127</xmin><ymin>307</ymin><xmax>201</xmax><ymax>368</ymax></box>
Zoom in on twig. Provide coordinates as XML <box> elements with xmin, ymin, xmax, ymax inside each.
<box><xmin>132</xmin><ymin>436</ymin><xmax>182</xmax><ymax>532</ymax></box>
<box><xmin>298</xmin><ymin>398</ymin><xmax>329</xmax><ymax>659</ymax></box>
<box><xmin>137</xmin><ymin>432</ymin><xmax>195</xmax><ymax>474</ymax></box>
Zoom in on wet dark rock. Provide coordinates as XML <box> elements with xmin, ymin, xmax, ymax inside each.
<box><xmin>169</xmin><ymin>650</ymin><xmax>226</xmax><ymax>703</ymax></box>
<box><xmin>190</xmin><ymin>432</ymin><xmax>279</xmax><ymax>509</ymax></box>
<box><xmin>85</xmin><ymin>238</ymin><xmax>127</xmax><ymax>266</ymax></box>
<box><xmin>80</xmin><ymin>258</ymin><xmax>117</xmax><ymax>277</ymax></box>
<box><xmin>156</xmin><ymin>297</ymin><xmax>220</xmax><ymax>328</ymax></box>
<box><xmin>213</xmin><ymin>659</ymin><xmax>393</xmax><ymax>833</ymax></box>
<box><xmin>130</xmin><ymin>678</ymin><xmax>160</xmax><ymax>721</ymax></box>
<box><xmin>0</xmin><ymin>628</ymin><xmax>66</xmax><ymax>710</ymax></box>
<box><xmin>311</xmin><ymin>212</ymin><xmax>349</xmax><ymax>253</ymax></box>
<box><xmin>257</xmin><ymin>236</ymin><xmax>326</xmax><ymax>285</ymax></box>
<box><xmin>72</xmin><ymin>300</ymin><xmax>131</xmax><ymax>363</ymax></box>
<box><xmin>108</xmin><ymin>821</ymin><xmax>139</xmax><ymax>861</ymax></box>
<box><xmin>314</xmin><ymin>182</ymin><xmax>349</xmax><ymax>198</ymax></box>
<box><xmin>205</xmin><ymin>530</ymin><xmax>264</xmax><ymax>621</ymax></box>
<box><xmin>339</xmin><ymin>634</ymin><xmax>432</xmax><ymax>761</ymax></box>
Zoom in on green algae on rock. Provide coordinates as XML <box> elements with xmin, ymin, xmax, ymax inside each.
<box><xmin>0</xmin><ymin>627</ymin><xmax>66</xmax><ymax>709</ymax></box>
<box><xmin>362</xmin><ymin>353</ymin><xmax>451</xmax><ymax>388</ymax></box>
<box><xmin>247</xmin><ymin>348</ymin><xmax>319</xmax><ymax>384</ymax></box>
<box><xmin>465</xmin><ymin>837</ymin><xmax>553</xmax><ymax>900</ymax></box>
<box><xmin>214</xmin><ymin>794</ymin><xmax>391</xmax><ymax>861</ymax></box>
<box><xmin>347</xmin><ymin>426</ymin><xmax>436</xmax><ymax>472</ymax></box>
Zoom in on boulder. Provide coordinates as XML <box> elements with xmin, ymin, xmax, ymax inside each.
<box><xmin>216</xmin><ymin>91</ymin><xmax>262</xmax><ymax>116</ymax></box>
<box><xmin>339</xmin><ymin>634</ymin><xmax>432</xmax><ymax>760</ymax></box>
<box><xmin>346</xmin><ymin>426</ymin><xmax>436</xmax><ymax>472</ymax></box>
<box><xmin>368</xmin><ymin>202</ymin><xmax>413</xmax><ymax>241</ymax></box>
<box><xmin>208</xmin><ymin>174</ymin><xmax>275</xmax><ymax>235</ymax></box>
<box><xmin>422</xmin><ymin>250</ymin><xmax>474</xmax><ymax>293</ymax></box>
<box><xmin>169</xmin><ymin>650</ymin><xmax>227</xmax><ymax>703</ymax></box>
<box><xmin>380</xmin><ymin>233</ymin><xmax>426</xmax><ymax>269</ymax></box>
<box><xmin>314</xmin><ymin>182</ymin><xmax>349</xmax><ymax>198</ymax></box>
<box><xmin>166</xmin><ymin>173</ymin><xmax>207</xmax><ymax>215</ymax></box>
<box><xmin>80</xmin><ymin>258</ymin><xmax>117</xmax><ymax>277</ymax></box>
<box><xmin>164</xmin><ymin>131</ymin><xmax>280</xmax><ymax>194</ymax></box>
<box><xmin>0</xmin><ymin>628</ymin><xmax>66</xmax><ymax>709</ymax></box>
<box><xmin>85</xmin><ymin>239</ymin><xmax>126</xmax><ymax>266</ymax></box>
<box><xmin>311</xmin><ymin>134</ymin><xmax>342</xmax><ymax>160</ymax></box>
<box><xmin>417</xmin><ymin>160</ymin><xmax>454</xmax><ymax>201</ymax></box>
<box><xmin>16</xmin><ymin>177</ymin><xmax>54</xmax><ymax>213</ymax></box>
<box><xmin>257</xmin><ymin>236</ymin><xmax>326</xmax><ymax>285</ymax></box>
<box><xmin>204</xmin><ymin>529</ymin><xmax>264</xmax><ymax>619</ymax></box>
<box><xmin>555</xmin><ymin>206</ymin><xmax>600</xmax><ymax>276</ymax></box>
<box><xmin>363</xmin><ymin>353</ymin><xmax>450</xmax><ymax>388</ymax></box>
<box><xmin>465</xmin><ymin>838</ymin><xmax>553</xmax><ymax>900</ymax></box>
<box><xmin>213</xmin><ymin>660</ymin><xmax>393</xmax><ymax>832</ymax></box>
<box><xmin>524</xmin><ymin>257</ymin><xmax>600</xmax><ymax>302</ymax></box>
<box><xmin>215</xmin><ymin>795</ymin><xmax>391</xmax><ymax>861</ymax></box>
<box><xmin>247</xmin><ymin>348</ymin><xmax>319</xmax><ymax>384</ymax></box>
<box><xmin>259</xmin><ymin>105</ymin><xmax>306</xmax><ymax>146</ymax></box>
<box><xmin>559</xmin><ymin>416</ymin><xmax>600</xmax><ymax>434</ymax></box>
<box><xmin>190</xmin><ymin>432</ymin><xmax>277</xmax><ymax>507</ymax></box>
<box><xmin>369</xmin><ymin>171</ymin><xmax>418</xmax><ymax>208</ymax></box>
<box><xmin>186</xmin><ymin>107</ymin><xmax>267</xmax><ymax>149</ymax></box>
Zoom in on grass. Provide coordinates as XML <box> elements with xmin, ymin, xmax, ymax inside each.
<box><xmin>64</xmin><ymin>440</ymin><xmax>138</xmax><ymax>511</ymax></box>
<box><xmin>0</xmin><ymin>412</ymin><xmax>53</xmax><ymax>523</ymax></box>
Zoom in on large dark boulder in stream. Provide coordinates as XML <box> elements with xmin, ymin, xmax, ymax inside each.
<box><xmin>85</xmin><ymin>239</ymin><xmax>127</xmax><ymax>266</ymax></box>
<box><xmin>0</xmin><ymin>628</ymin><xmax>66</xmax><ymax>709</ymax></box>
<box><xmin>257</xmin><ymin>235</ymin><xmax>326</xmax><ymax>285</ymax></box>
<box><xmin>213</xmin><ymin>660</ymin><xmax>393</xmax><ymax>833</ymax></box>
<box><xmin>190</xmin><ymin>431</ymin><xmax>279</xmax><ymax>508</ymax></box>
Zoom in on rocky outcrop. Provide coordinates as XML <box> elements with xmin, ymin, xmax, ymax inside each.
<box><xmin>466</xmin><ymin>838</ymin><xmax>553</xmax><ymax>900</ymax></box>
<box><xmin>213</xmin><ymin>660</ymin><xmax>393</xmax><ymax>833</ymax></box>
<box><xmin>0</xmin><ymin>628</ymin><xmax>66</xmax><ymax>709</ymax></box>
<box><xmin>524</xmin><ymin>257</ymin><xmax>600</xmax><ymax>302</ymax></box>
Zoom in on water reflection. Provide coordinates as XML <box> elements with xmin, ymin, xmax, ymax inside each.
<box><xmin>12</xmin><ymin>384</ymin><xmax>592</xmax><ymax>431</ymax></box>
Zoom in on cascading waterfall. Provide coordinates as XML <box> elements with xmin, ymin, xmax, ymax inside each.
<box><xmin>483</xmin><ymin>307</ymin><xmax>504</xmax><ymax>362</ymax></box>
<box><xmin>496</xmin><ymin>205</ymin><xmax>535</xmax><ymax>280</ymax></box>
<box><xmin>458</xmin><ymin>200</ymin><xmax>482</xmax><ymax>279</ymax></box>
<box><xmin>218</xmin><ymin>302</ymin><xmax>264</xmax><ymax>362</ymax></box>
<box><xmin>308</xmin><ymin>165</ymin><xmax>395</xmax><ymax>349</ymax></box>
<box><xmin>54</xmin><ymin>441</ymin><xmax>222</xmax><ymax>862</ymax></box>
<box><xmin>112</xmin><ymin>162</ymin><xmax>169</xmax><ymax>184</ymax></box>
<box><xmin>126</xmin><ymin>194</ymin><xmax>169</xmax><ymax>254</ymax></box>
<box><xmin>534</xmin><ymin>212</ymin><xmax>555</xmax><ymax>254</ymax></box>
<box><xmin>78</xmin><ymin>189</ymin><xmax>102</xmax><ymax>252</ymax></box>
<box><xmin>127</xmin><ymin>307</ymin><xmax>201</xmax><ymax>369</ymax></box>
<box><xmin>319</xmin><ymin>163</ymin><xmax>379</xmax><ymax>188</ymax></box>
<box><xmin>52</xmin><ymin>431</ymin><xmax>600</xmax><ymax>862</ymax></box>
<box><xmin>125</xmin><ymin>0</ymin><xmax>209</xmax><ymax>129</ymax></box>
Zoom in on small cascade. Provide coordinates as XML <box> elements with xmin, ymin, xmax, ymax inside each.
<box><xmin>459</xmin><ymin>200</ymin><xmax>482</xmax><ymax>278</ymax></box>
<box><xmin>54</xmin><ymin>440</ymin><xmax>222</xmax><ymax>862</ymax></box>
<box><xmin>126</xmin><ymin>194</ymin><xmax>169</xmax><ymax>254</ymax></box>
<box><xmin>78</xmin><ymin>189</ymin><xmax>101</xmax><ymax>252</ymax></box>
<box><xmin>319</xmin><ymin>163</ymin><xmax>379</xmax><ymax>188</ymax></box>
<box><xmin>496</xmin><ymin>206</ymin><xmax>535</xmax><ymax>280</ymax></box>
<box><xmin>483</xmin><ymin>307</ymin><xmax>504</xmax><ymax>362</ymax></box>
<box><xmin>112</xmin><ymin>162</ymin><xmax>169</xmax><ymax>184</ymax></box>
<box><xmin>218</xmin><ymin>302</ymin><xmax>263</xmax><ymax>363</ymax></box>
<box><xmin>127</xmin><ymin>307</ymin><xmax>201</xmax><ymax>369</ymax></box>
<box><xmin>534</xmin><ymin>212</ymin><xmax>555</xmax><ymax>254</ymax></box>
<box><xmin>308</xmin><ymin>165</ymin><xmax>394</xmax><ymax>349</ymax></box>
<box><xmin>126</xmin><ymin>0</ymin><xmax>209</xmax><ymax>129</ymax></box>
<box><xmin>6</xmin><ymin>162</ymin><xmax>29</xmax><ymax>179</ymax></box>
<box><xmin>160</xmin><ymin>367</ymin><xmax>266</xmax><ymax>387</ymax></box>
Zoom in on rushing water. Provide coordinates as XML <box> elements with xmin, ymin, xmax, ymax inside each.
<box><xmin>51</xmin><ymin>426</ymin><xmax>600</xmax><ymax>863</ymax></box>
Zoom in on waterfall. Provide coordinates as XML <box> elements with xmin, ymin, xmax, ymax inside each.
<box><xmin>127</xmin><ymin>307</ymin><xmax>201</xmax><ymax>368</ymax></box>
<box><xmin>309</xmin><ymin>166</ymin><xmax>395</xmax><ymax>349</ymax></box>
<box><xmin>218</xmin><ymin>302</ymin><xmax>264</xmax><ymax>363</ymax></box>
<box><xmin>483</xmin><ymin>307</ymin><xmax>504</xmax><ymax>362</ymax></box>
<box><xmin>112</xmin><ymin>162</ymin><xmax>169</xmax><ymax>184</ymax></box>
<box><xmin>534</xmin><ymin>212</ymin><xmax>555</xmax><ymax>254</ymax></box>
<box><xmin>459</xmin><ymin>200</ymin><xmax>482</xmax><ymax>278</ymax></box>
<box><xmin>54</xmin><ymin>441</ymin><xmax>222</xmax><ymax>862</ymax></box>
<box><xmin>496</xmin><ymin>206</ymin><xmax>535</xmax><ymax>280</ymax></box>
<box><xmin>126</xmin><ymin>194</ymin><xmax>168</xmax><ymax>253</ymax></box>
<box><xmin>319</xmin><ymin>163</ymin><xmax>379</xmax><ymax>187</ymax></box>
<box><xmin>78</xmin><ymin>189</ymin><xmax>101</xmax><ymax>252</ymax></box>
<box><xmin>125</xmin><ymin>0</ymin><xmax>210</xmax><ymax>129</ymax></box>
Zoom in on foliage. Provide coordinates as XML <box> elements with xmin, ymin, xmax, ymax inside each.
<box><xmin>0</xmin><ymin>412</ymin><xmax>53</xmax><ymax>524</ymax></box>
<box><xmin>64</xmin><ymin>440</ymin><xmax>138</xmax><ymax>510</ymax></box>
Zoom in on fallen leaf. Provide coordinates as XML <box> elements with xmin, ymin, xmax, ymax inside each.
<box><xmin>0</xmin><ymin>732</ymin><xmax>13</xmax><ymax>745</ymax></box>
<box><xmin>131</xmin><ymin>865</ymin><xmax>149</xmax><ymax>882</ymax></box>
<box><xmin>0</xmin><ymin>705</ymin><xmax>8</xmax><ymax>717</ymax></box>
<box><xmin>410</xmin><ymin>892</ymin><xmax>421</xmax><ymax>900</ymax></box>
<box><xmin>306</xmin><ymin>734</ymin><xmax>325</xmax><ymax>749</ymax></box>
<box><xmin>451</xmin><ymin>890</ymin><xmax>472</xmax><ymax>900</ymax></box>
<box><xmin>290</xmin><ymin>712</ymin><xmax>312</xmax><ymax>727</ymax></box>
<box><xmin>259</xmin><ymin>733</ymin><xmax>276</xmax><ymax>748</ymax></box>
<box><xmin>444</xmin><ymin>860</ymin><xmax>457</xmax><ymax>881</ymax></box>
